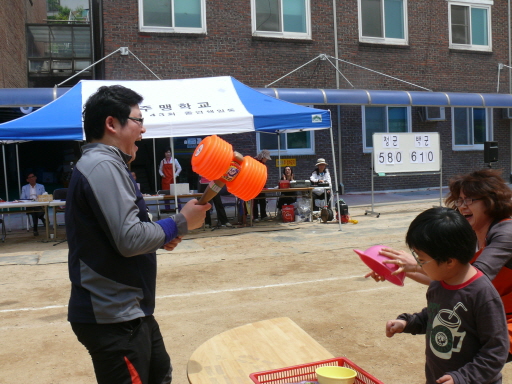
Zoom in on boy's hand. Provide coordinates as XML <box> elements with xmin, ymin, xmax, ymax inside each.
<box><xmin>436</xmin><ymin>374</ymin><xmax>454</xmax><ymax>384</ymax></box>
<box><xmin>365</xmin><ymin>270</ymin><xmax>386</xmax><ymax>282</ymax></box>
<box><xmin>386</xmin><ymin>319</ymin><xmax>406</xmax><ymax>337</ymax></box>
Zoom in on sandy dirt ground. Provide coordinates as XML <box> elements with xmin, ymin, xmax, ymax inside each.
<box><xmin>1</xmin><ymin>202</ymin><xmax>511</xmax><ymax>384</ymax></box>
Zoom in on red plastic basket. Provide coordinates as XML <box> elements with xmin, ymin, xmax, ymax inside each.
<box><xmin>249</xmin><ymin>357</ymin><xmax>384</xmax><ymax>384</ymax></box>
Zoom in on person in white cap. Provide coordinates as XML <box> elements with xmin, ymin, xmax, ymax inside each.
<box><xmin>310</xmin><ymin>158</ymin><xmax>332</xmax><ymax>211</ymax></box>
<box><xmin>253</xmin><ymin>150</ymin><xmax>272</xmax><ymax>222</ymax></box>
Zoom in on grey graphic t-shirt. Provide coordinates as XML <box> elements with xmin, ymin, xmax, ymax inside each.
<box><xmin>398</xmin><ymin>270</ymin><xmax>508</xmax><ymax>384</ymax></box>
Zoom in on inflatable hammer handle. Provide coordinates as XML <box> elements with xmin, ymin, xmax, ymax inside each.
<box><xmin>197</xmin><ymin>151</ymin><xmax>244</xmax><ymax>206</ymax></box>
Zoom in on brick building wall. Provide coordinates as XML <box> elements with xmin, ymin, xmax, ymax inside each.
<box><xmin>339</xmin><ymin>106</ymin><xmax>510</xmax><ymax>192</ymax></box>
<box><xmin>100</xmin><ymin>0</ymin><xmax>512</xmax><ymax>192</ymax></box>
<box><xmin>0</xmin><ymin>0</ymin><xmax>46</xmax><ymax>88</ymax></box>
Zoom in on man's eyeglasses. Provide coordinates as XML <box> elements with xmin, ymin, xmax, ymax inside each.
<box><xmin>128</xmin><ymin>117</ymin><xmax>144</xmax><ymax>126</ymax></box>
<box><xmin>454</xmin><ymin>197</ymin><xmax>482</xmax><ymax>207</ymax></box>
<box><xmin>27</xmin><ymin>175</ymin><xmax>36</xmax><ymax>179</ymax></box>
<box><xmin>411</xmin><ymin>250</ymin><xmax>433</xmax><ymax>267</ymax></box>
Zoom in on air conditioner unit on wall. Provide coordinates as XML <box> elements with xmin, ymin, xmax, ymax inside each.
<box><xmin>419</xmin><ymin>107</ymin><xmax>445</xmax><ymax>122</ymax></box>
<box><xmin>502</xmin><ymin>108</ymin><xmax>512</xmax><ymax>119</ymax></box>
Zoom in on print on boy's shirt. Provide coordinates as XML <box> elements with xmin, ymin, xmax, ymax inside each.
<box><xmin>429</xmin><ymin>302</ymin><xmax>468</xmax><ymax>359</ymax></box>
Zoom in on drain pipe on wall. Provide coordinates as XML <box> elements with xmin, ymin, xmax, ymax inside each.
<box><xmin>332</xmin><ymin>0</ymin><xmax>344</xmax><ymax>194</ymax></box>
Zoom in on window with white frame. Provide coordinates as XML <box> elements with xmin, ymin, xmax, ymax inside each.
<box><xmin>252</xmin><ymin>0</ymin><xmax>311</xmax><ymax>39</ymax></box>
<box><xmin>257</xmin><ymin>131</ymin><xmax>315</xmax><ymax>156</ymax></box>
<box><xmin>139</xmin><ymin>0</ymin><xmax>206</xmax><ymax>33</ymax></box>
<box><xmin>363</xmin><ymin>106</ymin><xmax>411</xmax><ymax>151</ymax></box>
<box><xmin>358</xmin><ymin>0</ymin><xmax>408</xmax><ymax>45</ymax></box>
<box><xmin>448</xmin><ymin>1</ymin><xmax>492</xmax><ymax>51</ymax></box>
<box><xmin>452</xmin><ymin>107</ymin><xmax>492</xmax><ymax>150</ymax></box>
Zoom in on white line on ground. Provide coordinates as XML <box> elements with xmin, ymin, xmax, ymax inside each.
<box><xmin>157</xmin><ymin>275</ymin><xmax>387</xmax><ymax>299</ymax></box>
<box><xmin>0</xmin><ymin>304</ymin><xmax>67</xmax><ymax>313</ymax></box>
<box><xmin>0</xmin><ymin>275</ymin><xmax>389</xmax><ymax>314</ymax></box>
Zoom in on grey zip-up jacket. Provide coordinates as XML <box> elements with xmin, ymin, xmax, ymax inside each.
<box><xmin>67</xmin><ymin>143</ymin><xmax>187</xmax><ymax>324</ymax></box>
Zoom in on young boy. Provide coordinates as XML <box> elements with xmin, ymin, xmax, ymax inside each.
<box><xmin>386</xmin><ymin>207</ymin><xmax>509</xmax><ymax>384</ymax></box>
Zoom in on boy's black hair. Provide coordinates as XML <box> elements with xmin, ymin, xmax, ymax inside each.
<box><xmin>406</xmin><ymin>207</ymin><xmax>476</xmax><ymax>264</ymax></box>
<box><xmin>82</xmin><ymin>85</ymin><xmax>143</xmax><ymax>142</ymax></box>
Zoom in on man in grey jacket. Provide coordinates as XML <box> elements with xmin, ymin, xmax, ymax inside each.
<box><xmin>66</xmin><ymin>85</ymin><xmax>209</xmax><ymax>384</ymax></box>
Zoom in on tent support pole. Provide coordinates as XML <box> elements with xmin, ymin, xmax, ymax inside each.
<box><xmin>3</xmin><ymin>145</ymin><xmax>8</xmax><ymax>203</ymax></box>
<box><xmin>171</xmin><ymin>138</ymin><xmax>179</xmax><ymax>213</ymax></box>
<box><xmin>277</xmin><ymin>133</ymin><xmax>281</xmax><ymax>184</ymax></box>
<box><xmin>2</xmin><ymin>144</ymin><xmax>11</xmax><ymax>231</ymax></box>
<box><xmin>337</xmin><ymin>106</ymin><xmax>343</xmax><ymax>195</ymax></box>
<box><xmin>16</xmin><ymin>143</ymin><xmax>20</xmax><ymax>196</ymax></box>
<box><xmin>16</xmin><ymin>143</ymin><xmax>21</xmax><ymax>232</ymax></box>
<box><xmin>329</xmin><ymin>126</ymin><xmax>342</xmax><ymax>232</ymax></box>
<box><xmin>153</xmin><ymin>139</ymin><xmax>157</xmax><ymax>194</ymax></box>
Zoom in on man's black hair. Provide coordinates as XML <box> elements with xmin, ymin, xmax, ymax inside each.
<box><xmin>82</xmin><ymin>85</ymin><xmax>143</xmax><ymax>142</ymax></box>
<box><xmin>406</xmin><ymin>207</ymin><xmax>476</xmax><ymax>264</ymax></box>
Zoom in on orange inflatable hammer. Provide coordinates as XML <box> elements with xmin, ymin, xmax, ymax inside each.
<box><xmin>192</xmin><ymin>135</ymin><xmax>267</xmax><ymax>204</ymax></box>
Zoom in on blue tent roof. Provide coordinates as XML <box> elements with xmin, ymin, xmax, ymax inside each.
<box><xmin>231</xmin><ymin>78</ymin><xmax>330</xmax><ymax>133</ymax></box>
<box><xmin>0</xmin><ymin>83</ymin><xmax>84</xmax><ymax>140</ymax></box>
<box><xmin>0</xmin><ymin>77</ymin><xmax>332</xmax><ymax>141</ymax></box>
<box><xmin>0</xmin><ymin>87</ymin><xmax>70</xmax><ymax>107</ymax></box>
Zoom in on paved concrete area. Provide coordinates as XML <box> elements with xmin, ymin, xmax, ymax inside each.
<box><xmin>341</xmin><ymin>186</ymin><xmax>447</xmax><ymax>207</ymax></box>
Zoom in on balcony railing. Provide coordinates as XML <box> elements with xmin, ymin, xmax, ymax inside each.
<box><xmin>27</xmin><ymin>24</ymin><xmax>92</xmax><ymax>77</ymax></box>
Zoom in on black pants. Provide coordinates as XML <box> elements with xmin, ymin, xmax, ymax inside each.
<box><xmin>252</xmin><ymin>195</ymin><xmax>267</xmax><ymax>219</ymax></box>
<box><xmin>277</xmin><ymin>193</ymin><xmax>297</xmax><ymax>210</ymax></box>
<box><xmin>28</xmin><ymin>211</ymin><xmax>45</xmax><ymax>232</ymax></box>
<box><xmin>71</xmin><ymin>316</ymin><xmax>172</xmax><ymax>384</ymax></box>
<box><xmin>313</xmin><ymin>191</ymin><xmax>330</xmax><ymax>210</ymax></box>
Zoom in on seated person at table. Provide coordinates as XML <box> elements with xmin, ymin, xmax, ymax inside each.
<box><xmin>386</xmin><ymin>207</ymin><xmax>509</xmax><ymax>384</ymax></box>
<box><xmin>20</xmin><ymin>172</ymin><xmax>47</xmax><ymax>236</ymax></box>
<box><xmin>277</xmin><ymin>166</ymin><xmax>297</xmax><ymax>212</ymax></box>
<box><xmin>310</xmin><ymin>158</ymin><xmax>331</xmax><ymax>210</ymax></box>
<box><xmin>253</xmin><ymin>150</ymin><xmax>271</xmax><ymax>222</ymax></box>
<box><xmin>199</xmin><ymin>176</ymin><xmax>232</xmax><ymax>228</ymax></box>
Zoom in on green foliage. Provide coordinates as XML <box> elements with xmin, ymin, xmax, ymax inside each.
<box><xmin>48</xmin><ymin>4</ymin><xmax>85</xmax><ymax>22</ymax></box>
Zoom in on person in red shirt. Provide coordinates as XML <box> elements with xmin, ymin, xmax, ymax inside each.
<box><xmin>159</xmin><ymin>148</ymin><xmax>182</xmax><ymax>211</ymax></box>
<box><xmin>158</xmin><ymin>148</ymin><xmax>182</xmax><ymax>189</ymax></box>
